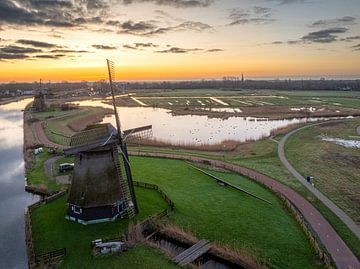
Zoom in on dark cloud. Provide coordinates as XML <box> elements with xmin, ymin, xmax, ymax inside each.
<box><xmin>268</xmin><ymin>0</ymin><xmax>307</xmax><ymax>4</ymax></box>
<box><xmin>123</xmin><ymin>43</ymin><xmax>159</xmax><ymax>50</ymax></box>
<box><xmin>118</xmin><ymin>20</ymin><xmax>212</xmax><ymax>36</ymax></box>
<box><xmin>0</xmin><ymin>0</ymin><xmax>109</xmax><ymax>29</ymax></box>
<box><xmin>92</xmin><ymin>45</ymin><xmax>117</xmax><ymax>50</ymax></box>
<box><xmin>206</xmin><ymin>48</ymin><xmax>223</xmax><ymax>52</ymax></box>
<box><xmin>34</xmin><ymin>54</ymin><xmax>66</xmax><ymax>59</ymax></box>
<box><xmin>50</xmin><ymin>49</ymin><xmax>89</xmax><ymax>53</ymax></box>
<box><xmin>301</xmin><ymin>27</ymin><xmax>348</xmax><ymax>43</ymax></box>
<box><xmin>16</xmin><ymin>39</ymin><xmax>60</xmax><ymax>48</ymax></box>
<box><xmin>121</xmin><ymin>0</ymin><xmax>213</xmax><ymax>8</ymax></box>
<box><xmin>351</xmin><ymin>44</ymin><xmax>360</xmax><ymax>51</ymax></box>
<box><xmin>0</xmin><ymin>45</ymin><xmax>42</xmax><ymax>54</ymax></box>
<box><xmin>118</xmin><ymin>20</ymin><xmax>158</xmax><ymax>35</ymax></box>
<box><xmin>340</xmin><ymin>36</ymin><xmax>360</xmax><ymax>42</ymax></box>
<box><xmin>134</xmin><ymin>42</ymin><xmax>158</xmax><ymax>48</ymax></box>
<box><xmin>310</xmin><ymin>16</ymin><xmax>356</xmax><ymax>28</ymax></box>
<box><xmin>228</xmin><ymin>6</ymin><xmax>275</xmax><ymax>26</ymax></box>
<box><xmin>156</xmin><ymin>47</ymin><xmax>202</xmax><ymax>53</ymax></box>
<box><xmin>0</xmin><ymin>53</ymin><xmax>29</xmax><ymax>60</ymax></box>
<box><xmin>123</xmin><ymin>44</ymin><xmax>138</xmax><ymax>50</ymax></box>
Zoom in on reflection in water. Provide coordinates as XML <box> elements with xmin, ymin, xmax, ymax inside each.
<box><xmin>0</xmin><ymin>98</ymin><xmax>39</xmax><ymax>269</ymax></box>
<box><xmin>73</xmin><ymin>99</ymin><xmax>342</xmax><ymax>145</ymax></box>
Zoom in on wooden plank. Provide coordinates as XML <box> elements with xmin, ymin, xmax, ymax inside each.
<box><xmin>173</xmin><ymin>240</ymin><xmax>211</xmax><ymax>266</ymax></box>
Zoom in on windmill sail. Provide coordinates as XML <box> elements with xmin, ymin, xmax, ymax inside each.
<box><xmin>106</xmin><ymin>59</ymin><xmax>138</xmax><ymax>215</ymax></box>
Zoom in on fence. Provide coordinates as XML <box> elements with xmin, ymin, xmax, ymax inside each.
<box><xmin>133</xmin><ymin>181</ymin><xmax>175</xmax><ymax>210</ymax></box>
<box><xmin>26</xmin><ymin>190</ymin><xmax>68</xmax><ymax>269</ymax></box>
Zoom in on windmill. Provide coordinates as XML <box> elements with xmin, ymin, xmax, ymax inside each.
<box><xmin>33</xmin><ymin>79</ymin><xmax>47</xmax><ymax>112</ymax></box>
<box><xmin>64</xmin><ymin>60</ymin><xmax>151</xmax><ymax>224</ymax></box>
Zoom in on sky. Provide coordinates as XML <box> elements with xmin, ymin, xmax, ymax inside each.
<box><xmin>0</xmin><ymin>0</ymin><xmax>359</xmax><ymax>82</ymax></box>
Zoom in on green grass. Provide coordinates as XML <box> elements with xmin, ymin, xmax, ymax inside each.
<box><xmin>132</xmin><ymin>89</ymin><xmax>360</xmax><ymax>109</ymax></box>
<box><xmin>26</xmin><ymin>149</ymin><xmax>59</xmax><ymax>192</ymax></box>
<box><xmin>32</xmin><ymin>110</ymin><xmax>72</xmax><ymax>120</ymax></box>
<box><xmin>131</xmin><ymin>157</ymin><xmax>324</xmax><ymax>269</ymax></box>
<box><xmin>31</xmin><ymin>188</ymin><xmax>176</xmax><ymax>269</ymax></box>
<box><xmin>129</xmin><ymin>136</ymin><xmax>360</xmax><ymax>259</ymax></box>
<box><xmin>43</xmin><ymin>109</ymin><xmax>92</xmax><ymax>145</ymax></box>
<box><xmin>285</xmin><ymin>119</ymin><xmax>360</xmax><ymax>224</ymax></box>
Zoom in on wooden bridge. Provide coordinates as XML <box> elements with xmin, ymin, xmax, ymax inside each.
<box><xmin>173</xmin><ymin>239</ymin><xmax>211</xmax><ymax>266</ymax></box>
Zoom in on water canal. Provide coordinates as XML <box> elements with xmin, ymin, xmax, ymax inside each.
<box><xmin>73</xmin><ymin>99</ymin><xmax>350</xmax><ymax>145</ymax></box>
<box><xmin>0</xmin><ymin>99</ymin><xmax>39</xmax><ymax>269</ymax></box>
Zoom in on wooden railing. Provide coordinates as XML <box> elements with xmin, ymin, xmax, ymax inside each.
<box><xmin>26</xmin><ymin>190</ymin><xmax>68</xmax><ymax>268</ymax></box>
<box><xmin>134</xmin><ymin>181</ymin><xmax>175</xmax><ymax>210</ymax></box>
<box><xmin>35</xmin><ymin>248</ymin><xmax>66</xmax><ymax>264</ymax></box>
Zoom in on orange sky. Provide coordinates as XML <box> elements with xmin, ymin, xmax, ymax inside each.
<box><xmin>0</xmin><ymin>0</ymin><xmax>359</xmax><ymax>82</ymax></box>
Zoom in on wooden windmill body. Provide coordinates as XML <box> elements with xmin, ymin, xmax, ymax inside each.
<box><xmin>64</xmin><ymin>60</ymin><xmax>150</xmax><ymax>225</ymax></box>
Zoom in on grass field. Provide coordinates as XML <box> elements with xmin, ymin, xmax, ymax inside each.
<box><xmin>285</xmin><ymin>118</ymin><xmax>360</xmax><ymax>224</ymax></box>
<box><xmin>130</xmin><ymin>157</ymin><xmax>324</xmax><ymax>269</ymax></box>
<box><xmin>130</xmin><ymin>89</ymin><xmax>360</xmax><ymax>109</ymax></box>
<box><xmin>31</xmin><ymin>188</ymin><xmax>177</xmax><ymax>269</ymax></box>
<box><xmin>30</xmin><ymin>156</ymin><xmax>324</xmax><ymax>269</ymax></box>
<box><xmin>26</xmin><ymin>148</ymin><xmax>60</xmax><ymax>192</ymax></box>
<box><xmin>128</xmin><ymin>135</ymin><xmax>360</xmax><ymax>259</ymax></box>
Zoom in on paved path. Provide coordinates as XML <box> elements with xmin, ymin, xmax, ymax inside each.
<box><xmin>130</xmin><ymin>151</ymin><xmax>360</xmax><ymax>269</ymax></box>
<box><xmin>278</xmin><ymin>121</ymin><xmax>360</xmax><ymax>241</ymax></box>
<box><xmin>33</xmin><ymin>121</ymin><xmax>67</xmax><ymax>149</ymax></box>
<box><xmin>44</xmin><ymin>155</ymin><xmax>64</xmax><ymax>180</ymax></box>
<box><xmin>357</xmin><ymin>126</ymin><xmax>360</xmax><ymax>135</ymax></box>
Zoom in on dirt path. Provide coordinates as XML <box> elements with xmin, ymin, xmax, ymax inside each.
<box><xmin>130</xmin><ymin>151</ymin><xmax>360</xmax><ymax>269</ymax></box>
<box><xmin>278</xmin><ymin>120</ymin><xmax>360</xmax><ymax>242</ymax></box>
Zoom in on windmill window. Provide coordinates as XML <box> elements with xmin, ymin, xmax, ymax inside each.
<box><xmin>79</xmin><ymin>154</ymin><xmax>82</xmax><ymax>165</ymax></box>
<box><xmin>74</xmin><ymin>206</ymin><xmax>82</xmax><ymax>214</ymax></box>
<box><xmin>81</xmin><ymin>192</ymin><xmax>85</xmax><ymax>199</ymax></box>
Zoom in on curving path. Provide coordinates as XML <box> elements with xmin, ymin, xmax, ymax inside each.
<box><xmin>33</xmin><ymin>121</ymin><xmax>67</xmax><ymax>150</ymax></box>
<box><xmin>44</xmin><ymin>155</ymin><xmax>64</xmax><ymax>180</ymax></box>
<box><xmin>129</xmin><ymin>151</ymin><xmax>360</xmax><ymax>269</ymax></box>
<box><xmin>278</xmin><ymin>121</ymin><xmax>360</xmax><ymax>241</ymax></box>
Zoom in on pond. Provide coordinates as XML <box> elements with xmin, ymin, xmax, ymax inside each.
<box><xmin>72</xmin><ymin>99</ymin><xmax>350</xmax><ymax>145</ymax></box>
<box><xmin>0</xmin><ymin>98</ymin><xmax>39</xmax><ymax>269</ymax></box>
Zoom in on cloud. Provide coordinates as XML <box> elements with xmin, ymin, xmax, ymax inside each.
<box><xmin>340</xmin><ymin>36</ymin><xmax>360</xmax><ymax>42</ymax></box>
<box><xmin>206</xmin><ymin>48</ymin><xmax>223</xmax><ymax>52</ymax></box>
<box><xmin>310</xmin><ymin>16</ymin><xmax>356</xmax><ymax>28</ymax></box>
<box><xmin>123</xmin><ymin>44</ymin><xmax>138</xmax><ymax>50</ymax></box>
<box><xmin>0</xmin><ymin>53</ymin><xmax>29</xmax><ymax>60</ymax></box>
<box><xmin>16</xmin><ymin>39</ymin><xmax>60</xmax><ymax>48</ymax></box>
<box><xmin>118</xmin><ymin>20</ymin><xmax>212</xmax><ymax>36</ymax></box>
<box><xmin>0</xmin><ymin>45</ymin><xmax>42</xmax><ymax>54</ymax></box>
<box><xmin>301</xmin><ymin>27</ymin><xmax>348</xmax><ymax>43</ymax></box>
<box><xmin>0</xmin><ymin>40</ymin><xmax>88</xmax><ymax>61</ymax></box>
<box><xmin>228</xmin><ymin>6</ymin><xmax>275</xmax><ymax>26</ymax></box>
<box><xmin>268</xmin><ymin>0</ymin><xmax>307</xmax><ymax>4</ymax></box>
<box><xmin>121</xmin><ymin>0</ymin><xmax>214</xmax><ymax>8</ymax></box>
<box><xmin>134</xmin><ymin>42</ymin><xmax>158</xmax><ymax>48</ymax></box>
<box><xmin>351</xmin><ymin>44</ymin><xmax>360</xmax><ymax>51</ymax></box>
<box><xmin>92</xmin><ymin>45</ymin><xmax>117</xmax><ymax>50</ymax></box>
<box><xmin>50</xmin><ymin>49</ymin><xmax>89</xmax><ymax>53</ymax></box>
<box><xmin>34</xmin><ymin>54</ymin><xmax>66</xmax><ymax>59</ymax></box>
<box><xmin>0</xmin><ymin>0</ymin><xmax>109</xmax><ymax>29</ymax></box>
<box><xmin>156</xmin><ymin>47</ymin><xmax>203</xmax><ymax>53</ymax></box>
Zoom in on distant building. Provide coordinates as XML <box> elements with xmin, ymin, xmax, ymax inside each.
<box><xmin>32</xmin><ymin>90</ymin><xmax>47</xmax><ymax>112</ymax></box>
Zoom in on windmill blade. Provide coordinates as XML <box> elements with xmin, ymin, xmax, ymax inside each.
<box><xmin>106</xmin><ymin>59</ymin><xmax>123</xmax><ymax>144</ymax></box>
<box><xmin>123</xmin><ymin>125</ymin><xmax>153</xmax><ymax>142</ymax></box>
